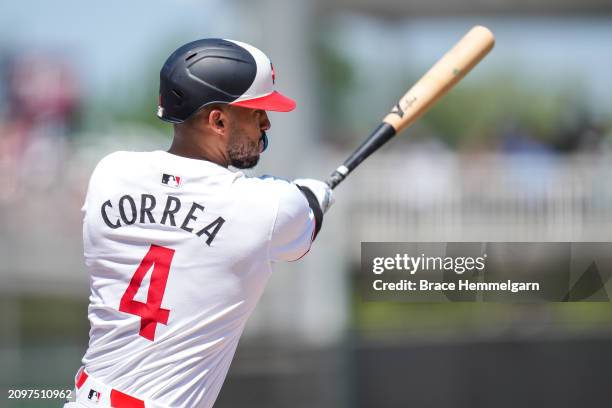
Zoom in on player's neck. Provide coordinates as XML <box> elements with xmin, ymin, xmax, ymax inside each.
<box><xmin>168</xmin><ymin>133</ymin><xmax>230</xmax><ymax>168</ymax></box>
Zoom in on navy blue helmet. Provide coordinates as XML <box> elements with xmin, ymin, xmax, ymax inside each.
<box><xmin>157</xmin><ymin>38</ymin><xmax>295</xmax><ymax>123</ymax></box>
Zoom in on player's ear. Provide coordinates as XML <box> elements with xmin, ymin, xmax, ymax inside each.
<box><xmin>208</xmin><ymin>108</ymin><xmax>226</xmax><ymax>134</ymax></box>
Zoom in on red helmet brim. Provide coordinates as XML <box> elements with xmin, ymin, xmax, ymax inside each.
<box><xmin>230</xmin><ymin>91</ymin><xmax>296</xmax><ymax>112</ymax></box>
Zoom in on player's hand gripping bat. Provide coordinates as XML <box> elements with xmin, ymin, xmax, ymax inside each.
<box><xmin>325</xmin><ymin>25</ymin><xmax>495</xmax><ymax>189</ymax></box>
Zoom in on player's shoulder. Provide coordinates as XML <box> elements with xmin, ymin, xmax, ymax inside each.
<box><xmin>239</xmin><ymin>175</ymin><xmax>308</xmax><ymax>213</ymax></box>
<box><xmin>91</xmin><ymin>151</ymin><xmax>156</xmax><ymax>176</ymax></box>
<box><xmin>237</xmin><ymin>175</ymin><xmax>298</xmax><ymax>196</ymax></box>
<box><xmin>95</xmin><ymin>150</ymin><xmax>152</xmax><ymax>168</ymax></box>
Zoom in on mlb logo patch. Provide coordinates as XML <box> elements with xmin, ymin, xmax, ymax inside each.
<box><xmin>162</xmin><ymin>173</ymin><xmax>182</xmax><ymax>188</ymax></box>
<box><xmin>88</xmin><ymin>389</ymin><xmax>101</xmax><ymax>403</ymax></box>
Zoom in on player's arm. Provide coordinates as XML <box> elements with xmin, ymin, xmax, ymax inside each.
<box><xmin>293</xmin><ymin>178</ymin><xmax>333</xmax><ymax>239</ymax></box>
<box><xmin>269</xmin><ymin>179</ymin><xmax>334</xmax><ymax>262</ymax></box>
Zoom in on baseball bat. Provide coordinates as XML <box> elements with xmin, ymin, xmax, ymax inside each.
<box><xmin>326</xmin><ymin>25</ymin><xmax>495</xmax><ymax>189</ymax></box>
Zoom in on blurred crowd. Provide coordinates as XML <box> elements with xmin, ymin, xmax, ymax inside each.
<box><xmin>0</xmin><ymin>53</ymin><xmax>80</xmax><ymax>204</ymax></box>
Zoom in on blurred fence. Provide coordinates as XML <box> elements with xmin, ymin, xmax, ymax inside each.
<box><xmin>345</xmin><ymin>151</ymin><xmax>612</xmax><ymax>248</ymax></box>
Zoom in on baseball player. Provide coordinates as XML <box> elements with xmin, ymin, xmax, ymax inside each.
<box><xmin>65</xmin><ymin>39</ymin><xmax>333</xmax><ymax>408</ymax></box>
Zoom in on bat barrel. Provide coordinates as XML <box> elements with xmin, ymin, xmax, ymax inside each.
<box><xmin>326</xmin><ymin>25</ymin><xmax>494</xmax><ymax>190</ymax></box>
<box><xmin>383</xmin><ymin>25</ymin><xmax>495</xmax><ymax>134</ymax></box>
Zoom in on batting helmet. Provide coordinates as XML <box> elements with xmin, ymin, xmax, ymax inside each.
<box><xmin>157</xmin><ymin>38</ymin><xmax>296</xmax><ymax>123</ymax></box>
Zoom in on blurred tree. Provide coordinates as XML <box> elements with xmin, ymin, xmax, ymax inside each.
<box><xmin>387</xmin><ymin>71</ymin><xmax>598</xmax><ymax>151</ymax></box>
<box><xmin>313</xmin><ymin>32</ymin><xmax>356</xmax><ymax>147</ymax></box>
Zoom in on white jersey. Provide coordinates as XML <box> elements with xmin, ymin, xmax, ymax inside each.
<box><xmin>80</xmin><ymin>150</ymin><xmax>315</xmax><ymax>407</ymax></box>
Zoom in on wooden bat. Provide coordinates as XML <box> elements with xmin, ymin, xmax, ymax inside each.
<box><xmin>326</xmin><ymin>25</ymin><xmax>495</xmax><ymax>189</ymax></box>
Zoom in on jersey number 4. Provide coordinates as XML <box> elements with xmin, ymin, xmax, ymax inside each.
<box><xmin>119</xmin><ymin>244</ymin><xmax>174</xmax><ymax>341</ymax></box>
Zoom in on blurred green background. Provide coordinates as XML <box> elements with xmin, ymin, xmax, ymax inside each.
<box><xmin>1</xmin><ymin>0</ymin><xmax>612</xmax><ymax>407</ymax></box>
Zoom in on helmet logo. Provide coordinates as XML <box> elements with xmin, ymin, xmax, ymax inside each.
<box><xmin>270</xmin><ymin>62</ymin><xmax>275</xmax><ymax>84</ymax></box>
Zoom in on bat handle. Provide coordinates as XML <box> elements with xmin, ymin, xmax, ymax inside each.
<box><xmin>326</xmin><ymin>167</ymin><xmax>349</xmax><ymax>190</ymax></box>
<box><xmin>325</xmin><ymin>123</ymin><xmax>397</xmax><ymax>190</ymax></box>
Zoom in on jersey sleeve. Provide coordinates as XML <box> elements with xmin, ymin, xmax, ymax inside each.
<box><xmin>269</xmin><ymin>182</ymin><xmax>316</xmax><ymax>262</ymax></box>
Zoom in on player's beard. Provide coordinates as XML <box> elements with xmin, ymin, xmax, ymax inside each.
<box><xmin>227</xmin><ymin>128</ymin><xmax>260</xmax><ymax>169</ymax></box>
